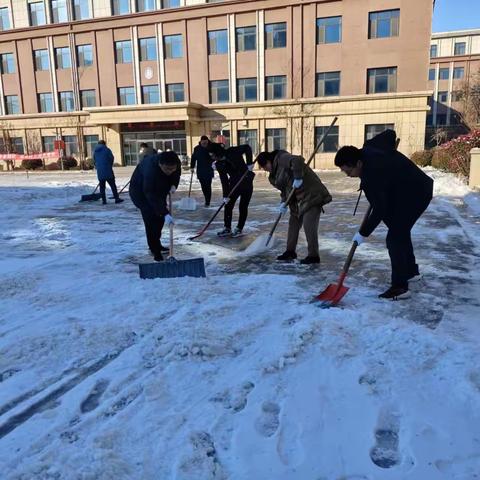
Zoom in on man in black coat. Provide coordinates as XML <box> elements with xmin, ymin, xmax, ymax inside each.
<box><xmin>129</xmin><ymin>151</ymin><xmax>181</xmax><ymax>261</ymax></box>
<box><xmin>208</xmin><ymin>142</ymin><xmax>255</xmax><ymax>237</ymax></box>
<box><xmin>335</xmin><ymin>130</ymin><xmax>433</xmax><ymax>300</ymax></box>
<box><xmin>191</xmin><ymin>135</ymin><xmax>214</xmax><ymax>207</ymax></box>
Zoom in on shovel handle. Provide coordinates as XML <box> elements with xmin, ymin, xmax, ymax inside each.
<box><xmin>168</xmin><ymin>194</ymin><xmax>174</xmax><ymax>258</ymax></box>
<box><xmin>188</xmin><ymin>169</ymin><xmax>194</xmax><ymax>198</ymax></box>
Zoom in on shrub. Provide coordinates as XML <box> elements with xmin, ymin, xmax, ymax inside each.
<box><xmin>21</xmin><ymin>159</ymin><xmax>43</xmax><ymax>170</ymax></box>
<box><xmin>439</xmin><ymin>129</ymin><xmax>480</xmax><ymax>177</ymax></box>
<box><xmin>431</xmin><ymin>149</ymin><xmax>451</xmax><ymax>171</ymax></box>
<box><xmin>57</xmin><ymin>156</ymin><xmax>78</xmax><ymax>170</ymax></box>
<box><xmin>79</xmin><ymin>157</ymin><xmax>94</xmax><ymax>170</ymax></box>
<box><xmin>411</xmin><ymin>150</ymin><xmax>433</xmax><ymax>167</ymax></box>
<box><xmin>45</xmin><ymin>162</ymin><xmax>60</xmax><ymax>171</ymax></box>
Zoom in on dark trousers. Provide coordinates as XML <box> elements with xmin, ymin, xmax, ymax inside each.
<box><xmin>140</xmin><ymin>208</ymin><xmax>165</xmax><ymax>257</ymax></box>
<box><xmin>386</xmin><ymin>199</ymin><xmax>431</xmax><ymax>288</ymax></box>
<box><xmin>224</xmin><ymin>182</ymin><xmax>253</xmax><ymax>230</ymax></box>
<box><xmin>99</xmin><ymin>177</ymin><xmax>119</xmax><ymax>203</ymax></box>
<box><xmin>199</xmin><ymin>178</ymin><xmax>212</xmax><ymax>206</ymax></box>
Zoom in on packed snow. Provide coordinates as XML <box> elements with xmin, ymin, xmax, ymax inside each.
<box><xmin>0</xmin><ymin>167</ymin><xmax>479</xmax><ymax>480</ymax></box>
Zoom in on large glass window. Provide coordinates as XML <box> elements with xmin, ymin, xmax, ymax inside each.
<box><xmin>72</xmin><ymin>0</ymin><xmax>90</xmax><ymax>20</ymax></box>
<box><xmin>77</xmin><ymin>44</ymin><xmax>93</xmax><ymax>67</ymax></box>
<box><xmin>454</xmin><ymin>42</ymin><xmax>466</xmax><ymax>56</ymax></box>
<box><xmin>266</xmin><ymin>128</ymin><xmax>286</xmax><ymax>151</ymax></box>
<box><xmin>166</xmin><ymin>83</ymin><xmax>184</xmax><ymax>102</ymax></box>
<box><xmin>316</xmin><ymin>71</ymin><xmax>340</xmax><ymax>97</ymax></box>
<box><xmin>38</xmin><ymin>93</ymin><xmax>54</xmax><ymax>112</ymax></box>
<box><xmin>80</xmin><ymin>89</ymin><xmax>96</xmax><ymax>107</ymax></box>
<box><xmin>137</xmin><ymin>0</ymin><xmax>155</xmax><ymax>11</ymax></box>
<box><xmin>315</xmin><ymin>126</ymin><xmax>339</xmax><ymax>153</ymax></box>
<box><xmin>5</xmin><ymin>95</ymin><xmax>20</xmax><ymax>115</ymax></box>
<box><xmin>55</xmin><ymin>47</ymin><xmax>71</xmax><ymax>69</ymax></box>
<box><xmin>112</xmin><ymin>0</ymin><xmax>130</xmax><ymax>15</ymax></box>
<box><xmin>236</xmin><ymin>26</ymin><xmax>256</xmax><ymax>52</ymax></box>
<box><xmin>12</xmin><ymin>137</ymin><xmax>24</xmax><ymax>154</ymax></box>
<box><xmin>51</xmin><ymin>0</ymin><xmax>68</xmax><ymax>23</ymax></box>
<box><xmin>265</xmin><ymin>75</ymin><xmax>286</xmax><ymax>100</ymax></box>
<box><xmin>84</xmin><ymin>135</ymin><xmax>99</xmax><ymax>157</ymax></box>
<box><xmin>164</xmin><ymin>35</ymin><xmax>183</xmax><ymax>58</ymax></box>
<box><xmin>364</xmin><ymin>124</ymin><xmax>394</xmax><ymax>142</ymax></box>
<box><xmin>29</xmin><ymin>2</ymin><xmax>46</xmax><ymax>26</ymax></box>
<box><xmin>237</xmin><ymin>78</ymin><xmax>257</xmax><ymax>102</ymax></box>
<box><xmin>368</xmin><ymin>10</ymin><xmax>400</xmax><ymax>39</ymax></box>
<box><xmin>210</xmin><ymin>80</ymin><xmax>229</xmax><ymax>103</ymax></box>
<box><xmin>367</xmin><ymin>67</ymin><xmax>397</xmax><ymax>94</ymax></box>
<box><xmin>42</xmin><ymin>136</ymin><xmax>56</xmax><ymax>152</ymax></box>
<box><xmin>0</xmin><ymin>7</ymin><xmax>10</xmax><ymax>30</ymax></box>
<box><xmin>428</xmin><ymin>68</ymin><xmax>435</xmax><ymax>81</ymax></box>
<box><xmin>265</xmin><ymin>23</ymin><xmax>286</xmax><ymax>49</ymax></box>
<box><xmin>0</xmin><ymin>53</ymin><xmax>15</xmax><ymax>74</ymax></box>
<box><xmin>453</xmin><ymin>67</ymin><xmax>465</xmax><ymax>79</ymax></box>
<box><xmin>211</xmin><ymin>129</ymin><xmax>230</xmax><ymax>147</ymax></box>
<box><xmin>142</xmin><ymin>85</ymin><xmax>160</xmax><ymax>104</ymax></box>
<box><xmin>63</xmin><ymin>135</ymin><xmax>78</xmax><ymax>156</ymax></box>
<box><xmin>59</xmin><ymin>91</ymin><xmax>75</xmax><ymax>111</ymax></box>
<box><xmin>439</xmin><ymin>67</ymin><xmax>449</xmax><ymax>80</ymax></box>
<box><xmin>162</xmin><ymin>0</ymin><xmax>180</xmax><ymax>7</ymax></box>
<box><xmin>139</xmin><ymin>37</ymin><xmax>157</xmax><ymax>61</ymax></box>
<box><xmin>238</xmin><ymin>129</ymin><xmax>258</xmax><ymax>155</ymax></box>
<box><xmin>430</xmin><ymin>45</ymin><xmax>438</xmax><ymax>58</ymax></box>
<box><xmin>438</xmin><ymin>91</ymin><xmax>448</xmax><ymax>103</ymax></box>
<box><xmin>208</xmin><ymin>30</ymin><xmax>228</xmax><ymax>55</ymax></box>
<box><xmin>115</xmin><ymin>41</ymin><xmax>132</xmax><ymax>63</ymax></box>
<box><xmin>34</xmin><ymin>49</ymin><xmax>49</xmax><ymax>71</ymax></box>
<box><xmin>316</xmin><ymin>17</ymin><xmax>342</xmax><ymax>44</ymax></box>
<box><xmin>118</xmin><ymin>87</ymin><xmax>136</xmax><ymax>105</ymax></box>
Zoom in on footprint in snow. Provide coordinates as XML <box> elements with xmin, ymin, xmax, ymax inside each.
<box><xmin>255</xmin><ymin>401</ymin><xmax>280</xmax><ymax>437</ymax></box>
<box><xmin>80</xmin><ymin>379</ymin><xmax>109</xmax><ymax>413</ymax></box>
<box><xmin>211</xmin><ymin>381</ymin><xmax>255</xmax><ymax>413</ymax></box>
<box><xmin>369</xmin><ymin>408</ymin><xmax>401</xmax><ymax>469</ymax></box>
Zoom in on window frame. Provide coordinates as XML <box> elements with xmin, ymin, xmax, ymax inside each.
<box><xmin>364</xmin><ymin>124</ymin><xmax>394</xmax><ymax>143</ymax></box>
<box><xmin>454</xmin><ymin>42</ymin><xmax>466</xmax><ymax>56</ymax></box>
<box><xmin>265</xmin><ymin>128</ymin><xmax>286</xmax><ymax>151</ymax></box>
<box><xmin>237</xmin><ymin>78</ymin><xmax>257</xmax><ymax>102</ymax></box>
<box><xmin>367</xmin><ymin>67</ymin><xmax>397</xmax><ymax>94</ymax></box>
<box><xmin>5</xmin><ymin>95</ymin><xmax>20</xmax><ymax>115</ymax></box>
<box><xmin>0</xmin><ymin>53</ymin><xmax>15</xmax><ymax>74</ymax></box>
<box><xmin>142</xmin><ymin>85</ymin><xmax>160</xmax><ymax>104</ymax></box>
<box><xmin>111</xmin><ymin>0</ymin><xmax>130</xmax><ymax>15</ymax></box>
<box><xmin>72</xmin><ymin>0</ymin><xmax>90</xmax><ymax>20</ymax></box>
<box><xmin>51</xmin><ymin>0</ymin><xmax>68</xmax><ymax>23</ymax></box>
<box><xmin>316</xmin><ymin>16</ymin><xmax>342</xmax><ymax>44</ymax></box>
<box><xmin>77</xmin><ymin>44</ymin><xmax>93</xmax><ymax>67</ymax></box>
<box><xmin>208</xmin><ymin>29</ymin><xmax>228</xmax><ymax>55</ymax></box>
<box><xmin>118</xmin><ymin>86</ymin><xmax>136</xmax><ymax>105</ymax></box>
<box><xmin>368</xmin><ymin>9</ymin><xmax>400</xmax><ymax>39</ymax></box>
<box><xmin>38</xmin><ymin>92</ymin><xmax>54</xmax><ymax>113</ymax></box>
<box><xmin>236</xmin><ymin>26</ymin><xmax>256</xmax><ymax>52</ymax></box>
<box><xmin>265</xmin><ymin>22</ymin><xmax>287</xmax><ymax>49</ymax></box>
<box><xmin>59</xmin><ymin>91</ymin><xmax>75</xmax><ymax>112</ymax></box>
<box><xmin>439</xmin><ymin>67</ymin><xmax>450</xmax><ymax>80</ymax></box>
<box><xmin>238</xmin><ymin>129</ymin><xmax>258</xmax><ymax>155</ymax></box>
<box><xmin>55</xmin><ymin>47</ymin><xmax>71</xmax><ymax>69</ymax></box>
<box><xmin>164</xmin><ymin>34</ymin><xmax>183</xmax><ymax>59</ymax></box>
<box><xmin>430</xmin><ymin>44</ymin><xmax>438</xmax><ymax>58</ymax></box>
<box><xmin>166</xmin><ymin>83</ymin><xmax>185</xmax><ymax>102</ymax></box>
<box><xmin>80</xmin><ymin>89</ymin><xmax>96</xmax><ymax>108</ymax></box>
<box><xmin>115</xmin><ymin>40</ymin><xmax>133</xmax><ymax>64</ymax></box>
<box><xmin>316</xmin><ymin>71</ymin><xmax>341</xmax><ymax>97</ymax></box>
<box><xmin>139</xmin><ymin>37</ymin><xmax>157</xmax><ymax>61</ymax></box>
<box><xmin>0</xmin><ymin>7</ymin><xmax>11</xmax><ymax>30</ymax></box>
<box><xmin>453</xmin><ymin>66</ymin><xmax>465</xmax><ymax>80</ymax></box>
<box><xmin>29</xmin><ymin>1</ymin><xmax>47</xmax><ymax>26</ymax></box>
<box><xmin>265</xmin><ymin>75</ymin><xmax>287</xmax><ymax>100</ymax></box>
<box><xmin>209</xmin><ymin>79</ymin><xmax>230</xmax><ymax>104</ymax></box>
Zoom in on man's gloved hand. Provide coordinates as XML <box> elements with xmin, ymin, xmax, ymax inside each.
<box><xmin>278</xmin><ymin>202</ymin><xmax>288</xmax><ymax>214</ymax></box>
<box><xmin>353</xmin><ymin>232</ymin><xmax>366</xmax><ymax>246</ymax></box>
<box><xmin>247</xmin><ymin>164</ymin><xmax>255</xmax><ymax>171</ymax></box>
<box><xmin>223</xmin><ymin>197</ymin><xmax>230</xmax><ymax>205</ymax></box>
<box><xmin>170</xmin><ymin>186</ymin><xmax>176</xmax><ymax>194</ymax></box>
<box><xmin>164</xmin><ymin>214</ymin><xmax>174</xmax><ymax>226</ymax></box>
<box><xmin>293</xmin><ymin>178</ymin><xmax>303</xmax><ymax>189</ymax></box>
<box><xmin>211</xmin><ymin>161</ymin><xmax>217</xmax><ymax>171</ymax></box>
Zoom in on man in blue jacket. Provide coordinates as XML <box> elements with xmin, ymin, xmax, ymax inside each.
<box><xmin>93</xmin><ymin>140</ymin><xmax>123</xmax><ymax>205</ymax></box>
<box><xmin>129</xmin><ymin>151</ymin><xmax>181</xmax><ymax>261</ymax></box>
<box><xmin>191</xmin><ymin>135</ymin><xmax>214</xmax><ymax>206</ymax></box>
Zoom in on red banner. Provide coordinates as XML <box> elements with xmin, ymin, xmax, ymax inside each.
<box><xmin>0</xmin><ymin>150</ymin><xmax>61</xmax><ymax>161</ymax></box>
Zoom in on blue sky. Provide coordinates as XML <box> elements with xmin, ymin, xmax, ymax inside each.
<box><xmin>432</xmin><ymin>0</ymin><xmax>480</xmax><ymax>32</ymax></box>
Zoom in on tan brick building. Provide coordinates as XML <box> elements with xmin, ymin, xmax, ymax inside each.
<box><xmin>0</xmin><ymin>0</ymin><xmax>433</xmax><ymax>168</ymax></box>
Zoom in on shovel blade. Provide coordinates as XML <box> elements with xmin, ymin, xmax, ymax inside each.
<box><xmin>313</xmin><ymin>283</ymin><xmax>349</xmax><ymax>307</ymax></box>
<box><xmin>80</xmin><ymin>193</ymin><xmax>102</xmax><ymax>202</ymax></box>
<box><xmin>178</xmin><ymin>197</ymin><xmax>197</xmax><ymax>211</ymax></box>
<box><xmin>139</xmin><ymin>257</ymin><xmax>206</xmax><ymax>279</ymax></box>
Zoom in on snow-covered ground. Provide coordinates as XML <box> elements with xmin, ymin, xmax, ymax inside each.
<box><xmin>0</xmin><ymin>167</ymin><xmax>479</xmax><ymax>480</ymax></box>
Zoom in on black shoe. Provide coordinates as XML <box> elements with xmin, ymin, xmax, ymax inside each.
<box><xmin>204</xmin><ymin>203</ymin><xmax>210</xmax><ymax>207</ymax></box>
<box><xmin>300</xmin><ymin>256</ymin><xmax>320</xmax><ymax>265</ymax></box>
<box><xmin>115</xmin><ymin>198</ymin><xmax>124</xmax><ymax>204</ymax></box>
<box><xmin>153</xmin><ymin>254</ymin><xmax>163</xmax><ymax>262</ymax></box>
<box><xmin>378</xmin><ymin>286</ymin><xmax>411</xmax><ymax>300</ymax></box>
<box><xmin>159</xmin><ymin>245</ymin><xmax>169</xmax><ymax>253</ymax></box>
<box><xmin>217</xmin><ymin>228</ymin><xmax>232</xmax><ymax>237</ymax></box>
<box><xmin>277</xmin><ymin>251</ymin><xmax>297</xmax><ymax>262</ymax></box>
<box><xmin>231</xmin><ymin>227</ymin><xmax>243</xmax><ymax>238</ymax></box>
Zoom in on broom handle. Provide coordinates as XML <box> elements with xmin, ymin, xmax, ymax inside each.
<box><xmin>188</xmin><ymin>169</ymin><xmax>194</xmax><ymax>198</ymax></box>
<box><xmin>265</xmin><ymin>116</ymin><xmax>338</xmax><ymax>246</ymax></box>
<box><xmin>93</xmin><ymin>183</ymin><xmax>99</xmax><ymax>194</ymax></box>
<box><xmin>168</xmin><ymin>193</ymin><xmax>174</xmax><ymax>258</ymax></box>
<box><xmin>118</xmin><ymin>180</ymin><xmax>130</xmax><ymax>195</ymax></box>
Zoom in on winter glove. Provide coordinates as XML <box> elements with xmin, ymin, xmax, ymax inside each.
<box><xmin>170</xmin><ymin>186</ymin><xmax>176</xmax><ymax>194</ymax></box>
<box><xmin>164</xmin><ymin>214</ymin><xmax>174</xmax><ymax>226</ymax></box>
<box><xmin>293</xmin><ymin>178</ymin><xmax>303</xmax><ymax>189</ymax></box>
<box><xmin>353</xmin><ymin>232</ymin><xmax>366</xmax><ymax>246</ymax></box>
<box><xmin>278</xmin><ymin>202</ymin><xmax>288</xmax><ymax>214</ymax></box>
<box><xmin>223</xmin><ymin>197</ymin><xmax>230</xmax><ymax>205</ymax></box>
<box><xmin>211</xmin><ymin>161</ymin><xmax>217</xmax><ymax>171</ymax></box>
<box><xmin>247</xmin><ymin>164</ymin><xmax>255</xmax><ymax>171</ymax></box>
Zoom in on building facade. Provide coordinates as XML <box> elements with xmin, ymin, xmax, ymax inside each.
<box><xmin>0</xmin><ymin>0</ymin><xmax>433</xmax><ymax>168</ymax></box>
<box><xmin>428</xmin><ymin>28</ymin><xmax>480</xmax><ymax>142</ymax></box>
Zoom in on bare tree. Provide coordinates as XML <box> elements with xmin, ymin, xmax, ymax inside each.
<box><xmin>458</xmin><ymin>68</ymin><xmax>480</xmax><ymax>130</ymax></box>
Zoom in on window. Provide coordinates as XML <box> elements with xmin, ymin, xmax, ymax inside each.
<box><xmin>12</xmin><ymin>137</ymin><xmax>24</xmax><ymax>154</ymax></box>
<box><xmin>164</xmin><ymin>35</ymin><xmax>183</xmax><ymax>58</ymax></box>
<box><xmin>266</xmin><ymin>128</ymin><xmax>286</xmax><ymax>151</ymax></box>
<box><xmin>236</xmin><ymin>26</ymin><xmax>256</xmax><ymax>52</ymax></box>
<box><xmin>364</xmin><ymin>124</ymin><xmax>394</xmax><ymax>142</ymax></box>
<box><xmin>29</xmin><ymin>2</ymin><xmax>46</xmax><ymax>26</ymax></box>
<box><xmin>368</xmin><ymin>10</ymin><xmax>400</xmax><ymax>39</ymax></box>
<box><xmin>367</xmin><ymin>67</ymin><xmax>397</xmax><ymax>94</ymax></box>
<box><xmin>238</xmin><ymin>129</ymin><xmax>258</xmax><ymax>155</ymax></box>
<box><xmin>80</xmin><ymin>89</ymin><xmax>96</xmax><ymax>107</ymax></box>
<box><xmin>38</xmin><ymin>92</ymin><xmax>54</xmax><ymax>112</ymax></box>
<box><xmin>438</xmin><ymin>91</ymin><xmax>448</xmax><ymax>103</ymax></box>
<box><xmin>428</xmin><ymin>68</ymin><xmax>435</xmax><ymax>81</ymax></box>
<box><xmin>454</xmin><ymin>42</ymin><xmax>466</xmax><ymax>56</ymax></box>
<box><xmin>315</xmin><ymin>126</ymin><xmax>339</xmax><ymax>153</ymax></box>
<box><xmin>5</xmin><ymin>95</ymin><xmax>20</xmax><ymax>115</ymax></box>
<box><xmin>77</xmin><ymin>44</ymin><xmax>93</xmax><ymax>67</ymax></box>
<box><xmin>453</xmin><ymin>67</ymin><xmax>465</xmax><ymax>79</ymax></box>
<box><xmin>42</xmin><ymin>136</ymin><xmax>56</xmax><ymax>152</ymax></box>
<box><xmin>210</xmin><ymin>80</ymin><xmax>229</xmax><ymax>103</ymax></box>
<box><xmin>265</xmin><ymin>23</ymin><xmax>286</xmax><ymax>49</ymax></box>
<box><xmin>118</xmin><ymin>87</ymin><xmax>136</xmax><ymax>105</ymax></box>
<box><xmin>439</xmin><ymin>67</ymin><xmax>449</xmax><ymax>80</ymax></box>
<box><xmin>115</xmin><ymin>41</ymin><xmax>132</xmax><ymax>64</ymax></box>
<box><xmin>63</xmin><ymin>135</ymin><xmax>78</xmax><ymax>156</ymax></box>
<box><xmin>112</xmin><ymin>0</ymin><xmax>130</xmax><ymax>15</ymax></box>
<box><xmin>316</xmin><ymin>71</ymin><xmax>340</xmax><ymax>97</ymax></box>
<box><xmin>142</xmin><ymin>85</ymin><xmax>160</xmax><ymax>104</ymax></box>
<box><xmin>34</xmin><ymin>49</ymin><xmax>49</xmax><ymax>71</ymax></box>
<box><xmin>265</xmin><ymin>75</ymin><xmax>286</xmax><ymax>100</ymax></box>
<box><xmin>430</xmin><ymin>45</ymin><xmax>438</xmax><ymax>58</ymax></box>
<box><xmin>84</xmin><ymin>135</ymin><xmax>99</xmax><ymax>157</ymax></box>
<box><xmin>137</xmin><ymin>0</ymin><xmax>155</xmax><ymax>11</ymax></box>
<box><xmin>0</xmin><ymin>53</ymin><xmax>15</xmax><ymax>74</ymax></box>
<box><xmin>51</xmin><ymin>0</ymin><xmax>68</xmax><ymax>22</ymax></box>
<box><xmin>59</xmin><ymin>91</ymin><xmax>75</xmax><ymax>111</ymax></box>
<box><xmin>72</xmin><ymin>0</ymin><xmax>90</xmax><ymax>20</ymax></box>
<box><xmin>139</xmin><ymin>37</ymin><xmax>157</xmax><ymax>61</ymax></box>
<box><xmin>166</xmin><ymin>83</ymin><xmax>184</xmax><ymax>102</ymax></box>
<box><xmin>451</xmin><ymin>91</ymin><xmax>462</xmax><ymax>102</ymax></box>
<box><xmin>55</xmin><ymin>47</ymin><xmax>71</xmax><ymax>69</ymax></box>
<box><xmin>316</xmin><ymin>16</ymin><xmax>342</xmax><ymax>44</ymax></box>
<box><xmin>162</xmin><ymin>0</ymin><xmax>180</xmax><ymax>7</ymax></box>
<box><xmin>0</xmin><ymin>7</ymin><xmax>10</xmax><ymax>30</ymax></box>
<box><xmin>208</xmin><ymin>30</ymin><xmax>228</xmax><ymax>55</ymax></box>
<box><xmin>237</xmin><ymin>78</ymin><xmax>257</xmax><ymax>102</ymax></box>
<box><xmin>211</xmin><ymin>129</ymin><xmax>230</xmax><ymax>147</ymax></box>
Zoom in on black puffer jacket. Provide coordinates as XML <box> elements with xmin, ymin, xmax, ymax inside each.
<box><xmin>215</xmin><ymin>144</ymin><xmax>254</xmax><ymax>196</ymax></box>
<box><xmin>191</xmin><ymin>142</ymin><xmax>214</xmax><ymax>181</ymax></box>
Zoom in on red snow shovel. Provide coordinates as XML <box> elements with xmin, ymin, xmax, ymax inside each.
<box><xmin>313</xmin><ymin>205</ymin><xmax>372</xmax><ymax>307</ymax></box>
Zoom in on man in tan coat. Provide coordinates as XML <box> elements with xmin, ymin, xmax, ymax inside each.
<box><xmin>256</xmin><ymin>150</ymin><xmax>332</xmax><ymax>264</ymax></box>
